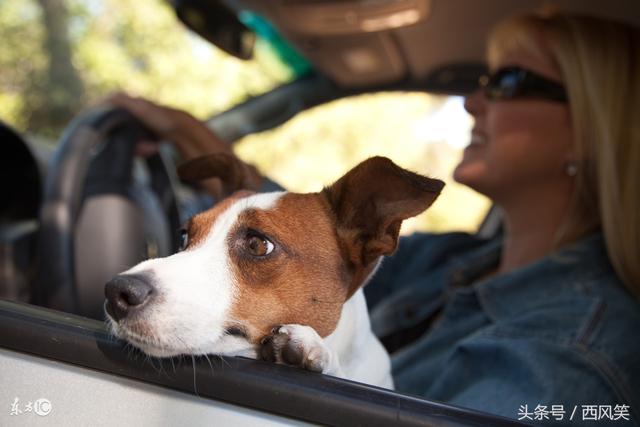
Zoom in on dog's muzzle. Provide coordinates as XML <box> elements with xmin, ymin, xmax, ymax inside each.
<box><xmin>105</xmin><ymin>274</ymin><xmax>155</xmax><ymax>321</ymax></box>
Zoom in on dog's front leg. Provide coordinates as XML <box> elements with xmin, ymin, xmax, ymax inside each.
<box><xmin>260</xmin><ymin>324</ymin><xmax>345</xmax><ymax>378</ymax></box>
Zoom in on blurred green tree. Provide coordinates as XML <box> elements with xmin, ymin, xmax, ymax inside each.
<box><xmin>0</xmin><ymin>0</ymin><xmax>291</xmax><ymax>138</ymax></box>
<box><xmin>31</xmin><ymin>0</ymin><xmax>85</xmax><ymax>136</ymax></box>
<box><xmin>0</xmin><ymin>0</ymin><xmax>45</xmax><ymax>132</ymax></box>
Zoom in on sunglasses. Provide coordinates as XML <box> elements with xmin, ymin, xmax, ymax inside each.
<box><xmin>479</xmin><ymin>66</ymin><xmax>568</xmax><ymax>103</ymax></box>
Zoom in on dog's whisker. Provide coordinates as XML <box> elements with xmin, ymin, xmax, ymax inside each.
<box><xmin>219</xmin><ymin>354</ymin><xmax>232</xmax><ymax>370</ymax></box>
<box><xmin>191</xmin><ymin>355</ymin><xmax>199</xmax><ymax>396</ymax></box>
<box><xmin>145</xmin><ymin>354</ymin><xmax>155</xmax><ymax>371</ymax></box>
<box><xmin>123</xmin><ymin>342</ymin><xmax>135</xmax><ymax>360</ymax></box>
<box><xmin>203</xmin><ymin>354</ymin><xmax>215</xmax><ymax>374</ymax></box>
<box><xmin>215</xmin><ymin>354</ymin><xmax>227</xmax><ymax>369</ymax></box>
<box><xmin>151</xmin><ymin>357</ymin><xmax>163</xmax><ymax>374</ymax></box>
<box><xmin>157</xmin><ymin>357</ymin><xmax>168</xmax><ymax>377</ymax></box>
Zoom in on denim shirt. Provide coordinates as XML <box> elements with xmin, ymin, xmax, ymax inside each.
<box><xmin>366</xmin><ymin>232</ymin><xmax>640</xmax><ymax>426</ymax></box>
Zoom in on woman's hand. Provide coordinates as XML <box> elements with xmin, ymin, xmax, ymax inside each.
<box><xmin>106</xmin><ymin>92</ymin><xmax>232</xmax><ymax>158</ymax></box>
<box><xmin>106</xmin><ymin>92</ymin><xmax>264</xmax><ymax>198</ymax></box>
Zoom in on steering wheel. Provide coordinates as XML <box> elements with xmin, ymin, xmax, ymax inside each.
<box><xmin>33</xmin><ymin>107</ymin><xmax>182</xmax><ymax>319</ymax></box>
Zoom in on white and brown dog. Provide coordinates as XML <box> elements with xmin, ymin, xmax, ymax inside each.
<box><xmin>104</xmin><ymin>156</ymin><xmax>443</xmax><ymax>388</ymax></box>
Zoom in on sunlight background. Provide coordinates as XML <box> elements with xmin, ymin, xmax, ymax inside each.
<box><xmin>235</xmin><ymin>94</ymin><xmax>490</xmax><ymax>234</ymax></box>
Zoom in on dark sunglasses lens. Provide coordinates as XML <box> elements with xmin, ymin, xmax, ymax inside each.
<box><xmin>487</xmin><ymin>69</ymin><xmax>521</xmax><ymax>99</ymax></box>
<box><xmin>482</xmin><ymin>67</ymin><xmax>567</xmax><ymax>102</ymax></box>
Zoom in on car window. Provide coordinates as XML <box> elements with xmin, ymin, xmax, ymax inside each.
<box><xmin>0</xmin><ymin>0</ymin><xmax>298</xmax><ymax>140</ymax></box>
<box><xmin>0</xmin><ymin>0</ymin><xmax>489</xmax><ymax>233</ymax></box>
<box><xmin>235</xmin><ymin>94</ymin><xmax>491</xmax><ymax>233</ymax></box>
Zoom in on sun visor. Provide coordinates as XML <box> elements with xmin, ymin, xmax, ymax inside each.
<box><xmin>271</xmin><ymin>0</ymin><xmax>431</xmax><ymax>35</ymax></box>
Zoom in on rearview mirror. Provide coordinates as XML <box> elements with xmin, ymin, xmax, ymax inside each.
<box><xmin>170</xmin><ymin>0</ymin><xmax>255</xmax><ymax>59</ymax></box>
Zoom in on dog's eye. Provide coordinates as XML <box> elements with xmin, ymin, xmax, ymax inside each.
<box><xmin>179</xmin><ymin>228</ymin><xmax>189</xmax><ymax>251</ymax></box>
<box><xmin>245</xmin><ymin>234</ymin><xmax>274</xmax><ymax>257</ymax></box>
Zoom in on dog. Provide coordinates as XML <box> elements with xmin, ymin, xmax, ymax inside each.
<box><xmin>104</xmin><ymin>155</ymin><xmax>444</xmax><ymax>388</ymax></box>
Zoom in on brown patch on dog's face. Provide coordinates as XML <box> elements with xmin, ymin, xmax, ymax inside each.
<box><xmin>227</xmin><ymin>193</ymin><xmax>349</xmax><ymax>342</ymax></box>
<box><xmin>184</xmin><ymin>191</ymin><xmax>254</xmax><ymax>249</ymax></box>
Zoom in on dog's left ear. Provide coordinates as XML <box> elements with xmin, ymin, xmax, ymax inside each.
<box><xmin>323</xmin><ymin>156</ymin><xmax>444</xmax><ymax>277</ymax></box>
<box><xmin>178</xmin><ymin>152</ymin><xmax>262</xmax><ymax>198</ymax></box>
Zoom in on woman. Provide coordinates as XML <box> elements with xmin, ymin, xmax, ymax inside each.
<box><xmin>111</xmin><ymin>11</ymin><xmax>640</xmax><ymax>424</ymax></box>
<box><xmin>365</xmin><ymin>12</ymin><xmax>640</xmax><ymax>423</ymax></box>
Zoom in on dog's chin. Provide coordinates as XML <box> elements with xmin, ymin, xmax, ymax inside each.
<box><xmin>106</xmin><ymin>322</ymin><xmax>177</xmax><ymax>357</ymax></box>
<box><xmin>130</xmin><ymin>339</ymin><xmax>184</xmax><ymax>358</ymax></box>
<box><xmin>106</xmin><ymin>317</ymin><xmax>257</xmax><ymax>359</ymax></box>
<box><xmin>132</xmin><ymin>334</ymin><xmax>258</xmax><ymax>359</ymax></box>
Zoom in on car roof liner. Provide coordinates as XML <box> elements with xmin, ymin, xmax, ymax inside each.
<box><xmin>180</xmin><ymin>0</ymin><xmax>640</xmax><ymax>92</ymax></box>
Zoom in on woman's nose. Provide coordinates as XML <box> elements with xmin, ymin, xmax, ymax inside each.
<box><xmin>463</xmin><ymin>88</ymin><xmax>486</xmax><ymax>117</ymax></box>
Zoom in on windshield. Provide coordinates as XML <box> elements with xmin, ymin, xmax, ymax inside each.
<box><xmin>235</xmin><ymin>94</ymin><xmax>490</xmax><ymax>233</ymax></box>
<box><xmin>0</xmin><ymin>0</ymin><xmax>489</xmax><ymax>232</ymax></box>
<box><xmin>0</xmin><ymin>0</ymin><xmax>298</xmax><ymax>140</ymax></box>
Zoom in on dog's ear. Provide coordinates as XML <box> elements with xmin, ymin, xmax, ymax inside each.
<box><xmin>323</xmin><ymin>156</ymin><xmax>444</xmax><ymax>288</ymax></box>
<box><xmin>178</xmin><ymin>152</ymin><xmax>261</xmax><ymax>198</ymax></box>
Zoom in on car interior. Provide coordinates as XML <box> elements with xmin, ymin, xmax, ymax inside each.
<box><xmin>1</xmin><ymin>0</ymin><xmax>639</xmax><ymax>426</ymax></box>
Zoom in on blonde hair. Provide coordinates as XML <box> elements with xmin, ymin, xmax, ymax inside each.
<box><xmin>488</xmin><ymin>12</ymin><xmax>640</xmax><ymax>298</ymax></box>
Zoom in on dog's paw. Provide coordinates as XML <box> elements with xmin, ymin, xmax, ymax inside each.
<box><xmin>259</xmin><ymin>324</ymin><xmax>333</xmax><ymax>373</ymax></box>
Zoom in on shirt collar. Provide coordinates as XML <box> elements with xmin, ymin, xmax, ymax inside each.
<box><xmin>446</xmin><ymin>233</ymin><xmax>613</xmax><ymax>321</ymax></box>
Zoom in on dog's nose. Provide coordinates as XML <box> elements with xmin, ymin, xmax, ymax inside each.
<box><xmin>105</xmin><ymin>275</ymin><xmax>154</xmax><ymax>321</ymax></box>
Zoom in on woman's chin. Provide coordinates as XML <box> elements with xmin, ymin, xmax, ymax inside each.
<box><xmin>453</xmin><ymin>162</ymin><xmax>486</xmax><ymax>188</ymax></box>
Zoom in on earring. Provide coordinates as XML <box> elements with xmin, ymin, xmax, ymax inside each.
<box><xmin>565</xmin><ymin>160</ymin><xmax>578</xmax><ymax>177</ymax></box>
